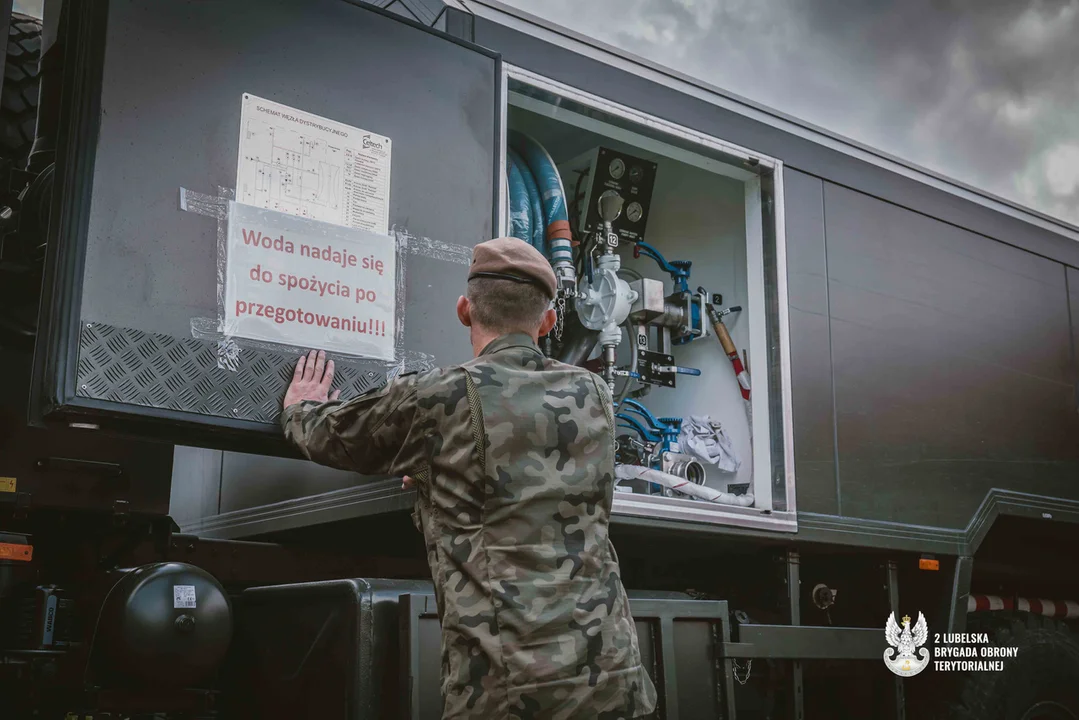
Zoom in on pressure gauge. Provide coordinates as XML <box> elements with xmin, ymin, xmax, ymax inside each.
<box><xmin>629</xmin><ymin>165</ymin><xmax>643</xmax><ymax>183</ymax></box>
<box><xmin>608</xmin><ymin>157</ymin><xmax>626</xmax><ymax>180</ymax></box>
<box><xmin>626</xmin><ymin>201</ymin><xmax>643</xmax><ymax>223</ymax></box>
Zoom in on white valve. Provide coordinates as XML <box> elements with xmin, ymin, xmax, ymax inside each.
<box><xmin>577</xmin><ymin>254</ymin><xmax>637</xmax><ymax>337</ymax></box>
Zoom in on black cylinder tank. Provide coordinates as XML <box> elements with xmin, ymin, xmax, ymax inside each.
<box><xmin>94</xmin><ymin>562</ymin><xmax>232</xmax><ymax>689</ymax></box>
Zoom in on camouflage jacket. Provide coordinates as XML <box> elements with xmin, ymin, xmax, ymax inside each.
<box><xmin>281</xmin><ymin>333</ymin><xmax>658</xmax><ymax>719</ymax></box>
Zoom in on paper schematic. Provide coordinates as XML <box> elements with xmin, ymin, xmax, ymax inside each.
<box><xmin>223</xmin><ymin>202</ymin><xmax>397</xmax><ymax>361</ymax></box>
<box><xmin>236</xmin><ymin>94</ymin><xmax>391</xmax><ymax>234</ymax></box>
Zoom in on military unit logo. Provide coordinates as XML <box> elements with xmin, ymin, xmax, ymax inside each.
<box><xmin>884</xmin><ymin>612</ymin><xmax>930</xmax><ymax>677</ymax></box>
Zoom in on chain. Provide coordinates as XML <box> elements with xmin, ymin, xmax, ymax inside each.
<box><xmin>733</xmin><ymin>658</ymin><xmax>752</xmax><ymax>685</ymax></box>
<box><xmin>555</xmin><ymin>292</ymin><xmax>566</xmax><ymax>342</ymax></box>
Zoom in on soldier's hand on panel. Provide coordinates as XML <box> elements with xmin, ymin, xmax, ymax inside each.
<box><xmin>284</xmin><ymin>349</ymin><xmax>341</xmax><ymax>409</ymax></box>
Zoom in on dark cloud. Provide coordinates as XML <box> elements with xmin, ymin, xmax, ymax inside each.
<box><xmin>501</xmin><ymin>0</ymin><xmax>1079</xmax><ymax>225</ymax></box>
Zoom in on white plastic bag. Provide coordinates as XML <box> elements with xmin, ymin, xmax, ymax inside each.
<box><xmin>679</xmin><ymin>415</ymin><xmax>740</xmax><ymax>473</ymax></box>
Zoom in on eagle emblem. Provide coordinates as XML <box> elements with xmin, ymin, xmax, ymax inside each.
<box><xmin>884</xmin><ymin>612</ymin><xmax>930</xmax><ymax>677</ymax></box>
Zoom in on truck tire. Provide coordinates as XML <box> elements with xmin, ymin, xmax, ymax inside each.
<box><xmin>948</xmin><ymin>613</ymin><xmax>1079</xmax><ymax>720</ymax></box>
<box><xmin>0</xmin><ymin>13</ymin><xmax>44</xmax><ymax>350</ymax></box>
<box><xmin>1</xmin><ymin>12</ymin><xmax>42</xmax><ymax>168</ymax></box>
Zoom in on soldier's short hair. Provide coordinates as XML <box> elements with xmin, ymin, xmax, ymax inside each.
<box><xmin>467</xmin><ymin>277</ymin><xmax>551</xmax><ymax>333</ymax></box>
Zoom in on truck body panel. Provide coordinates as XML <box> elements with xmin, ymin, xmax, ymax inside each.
<box><xmin>23</xmin><ymin>0</ymin><xmax>1079</xmax><ymax>551</ymax></box>
<box><xmin>35</xmin><ymin>0</ymin><xmax>499</xmax><ymax>439</ymax></box>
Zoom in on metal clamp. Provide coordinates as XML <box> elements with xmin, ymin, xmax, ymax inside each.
<box><xmin>671</xmin><ymin>288</ymin><xmax>708</xmax><ymax>345</ymax></box>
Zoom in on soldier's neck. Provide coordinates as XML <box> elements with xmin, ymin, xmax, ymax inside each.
<box><xmin>470</xmin><ymin>326</ymin><xmax>538</xmax><ymax>357</ymax></box>
<box><xmin>471</xmin><ymin>327</ymin><xmax>501</xmax><ymax>358</ymax></box>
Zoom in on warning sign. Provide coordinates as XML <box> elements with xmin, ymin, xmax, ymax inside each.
<box><xmin>223</xmin><ymin>202</ymin><xmax>396</xmax><ymax>360</ymax></box>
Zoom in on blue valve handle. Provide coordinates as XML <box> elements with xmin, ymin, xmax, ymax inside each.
<box><xmin>654</xmin><ymin>364</ymin><xmax>701</xmax><ymax>376</ymax></box>
<box><xmin>616</xmin><ymin>399</ymin><xmax>681</xmax><ymax>447</ymax></box>
<box><xmin>615</xmin><ymin>413</ymin><xmax>660</xmax><ymax>442</ymax></box>
<box><xmin>633</xmin><ymin>241</ymin><xmax>691</xmax><ymax>293</ymax></box>
<box><xmin>616</xmin><ymin>402</ymin><xmax>685</xmax><ymax>484</ymax></box>
<box><xmin>616</xmin><ymin>399</ymin><xmax>663</xmax><ymax>430</ymax></box>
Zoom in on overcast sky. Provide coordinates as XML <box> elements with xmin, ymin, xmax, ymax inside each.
<box><xmin>12</xmin><ymin>0</ymin><xmax>40</xmax><ymax>17</ymax></box>
<box><xmin>500</xmin><ymin>0</ymin><xmax>1079</xmax><ymax>227</ymax></box>
<box><xmin>11</xmin><ymin>0</ymin><xmax>1078</xmax><ymax>226</ymax></box>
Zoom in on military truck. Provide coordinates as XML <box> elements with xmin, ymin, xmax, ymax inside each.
<box><xmin>1</xmin><ymin>1</ymin><xmax>1077</xmax><ymax>718</ymax></box>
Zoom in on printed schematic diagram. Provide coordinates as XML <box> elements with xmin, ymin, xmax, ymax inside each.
<box><xmin>236</xmin><ymin>94</ymin><xmax>392</xmax><ymax>234</ymax></box>
<box><xmin>245</xmin><ymin>127</ymin><xmax>342</xmax><ymax>219</ymax></box>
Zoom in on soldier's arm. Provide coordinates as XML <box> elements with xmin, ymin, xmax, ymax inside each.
<box><xmin>281</xmin><ymin>375</ymin><xmax>420</xmax><ymax>474</ymax></box>
<box><xmin>280</xmin><ymin>351</ymin><xmax>421</xmax><ymax>474</ymax></box>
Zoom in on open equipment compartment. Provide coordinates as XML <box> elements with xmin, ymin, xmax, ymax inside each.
<box><xmin>501</xmin><ymin>68</ymin><xmax>795</xmax><ymax>532</ymax></box>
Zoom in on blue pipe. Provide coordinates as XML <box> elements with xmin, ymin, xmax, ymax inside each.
<box><xmin>506</xmin><ymin>155</ymin><xmax>532</xmax><ymax>245</ymax></box>
<box><xmin>509</xmin><ymin>148</ymin><xmax>546</xmax><ymax>258</ymax></box>
<box><xmin>509</xmin><ymin>130</ymin><xmax>571</xmax><ymax>265</ymax></box>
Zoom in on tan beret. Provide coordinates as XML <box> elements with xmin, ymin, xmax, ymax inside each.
<box><xmin>468</xmin><ymin>236</ymin><xmax>558</xmax><ymax>300</ymax></box>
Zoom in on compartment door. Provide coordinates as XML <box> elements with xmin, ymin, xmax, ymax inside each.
<box><xmin>34</xmin><ymin>0</ymin><xmax>501</xmax><ymax>450</ymax></box>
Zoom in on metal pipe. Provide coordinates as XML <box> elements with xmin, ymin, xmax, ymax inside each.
<box><xmin>614</xmin><ymin>319</ymin><xmax>641</xmax><ymax>406</ymax></box>
<box><xmin>556</xmin><ymin>325</ymin><xmax>600</xmax><ymax>367</ymax></box>
<box><xmin>667</xmin><ymin>457</ymin><xmax>706</xmax><ymax>485</ymax></box>
<box><xmin>602</xmin><ymin>344</ymin><xmax>617</xmax><ymax>390</ymax></box>
<box><xmin>655</xmin><ymin>302</ymin><xmax>688</xmax><ymax>329</ymax></box>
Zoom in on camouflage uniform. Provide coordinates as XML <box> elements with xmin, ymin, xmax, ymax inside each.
<box><xmin>282</xmin><ymin>333</ymin><xmax>658</xmax><ymax>719</ymax></box>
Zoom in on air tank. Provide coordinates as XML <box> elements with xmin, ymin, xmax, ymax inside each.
<box><xmin>93</xmin><ymin>562</ymin><xmax>233</xmax><ymax>689</ymax></box>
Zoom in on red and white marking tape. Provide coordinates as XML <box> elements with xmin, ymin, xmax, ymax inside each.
<box><xmin>968</xmin><ymin>594</ymin><xmax>1079</xmax><ymax>619</ymax></box>
<box><xmin>726</xmin><ymin>351</ymin><xmax>751</xmax><ymax>401</ymax></box>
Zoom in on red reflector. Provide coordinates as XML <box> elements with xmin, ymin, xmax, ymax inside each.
<box><xmin>919</xmin><ymin>558</ymin><xmax>939</xmax><ymax>571</ymax></box>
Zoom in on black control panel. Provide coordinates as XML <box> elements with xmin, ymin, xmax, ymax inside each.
<box><xmin>578</xmin><ymin>147</ymin><xmax>657</xmax><ymax>244</ymax></box>
<box><xmin>637</xmin><ymin>349</ymin><xmax>676</xmax><ymax>388</ymax></box>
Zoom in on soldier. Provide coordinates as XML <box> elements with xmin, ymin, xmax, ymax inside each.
<box><xmin>280</xmin><ymin>236</ymin><xmax>658</xmax><ymax>719</ymax></box>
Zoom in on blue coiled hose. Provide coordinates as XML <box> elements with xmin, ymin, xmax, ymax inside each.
<box><xmin>506</xmin><ymin>155</ymin><xmax>532</xmax><ymax>244</ymax></box>
<box><xmin>508</xmin><ymin>147</ymin><xmax>546</xmax><ymax>258</ymax></box>
<box><xmin>508</xmin><ymin>130</ymin><xmax>571</xmax><ymax>265</ymax></box>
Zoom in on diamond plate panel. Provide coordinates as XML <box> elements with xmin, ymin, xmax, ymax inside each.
<box><xmin>76</xmin><ymin>322</ymin><xmax>387</xmax><ymax>424</ymax></box>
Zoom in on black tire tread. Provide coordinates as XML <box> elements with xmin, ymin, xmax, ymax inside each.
<box><xmin>947</xmin><ymin>611</ymin><xmax>1079</xmax><ymax>720</ymax></box>
<box><xmin>0</xmin><ymin>12</ymin><xmax>42</xmax><ymax>168</ymax></box>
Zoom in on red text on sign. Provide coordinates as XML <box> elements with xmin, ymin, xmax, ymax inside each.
<box><xmin>240</xmin><ymin>227</ymin><xmax>386</xmax><ymax>275</ymax></box>
<box><xmin>234</xmin><ymin>300</ymin><xmax>387</xmax><ymax>336</ymax></box>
